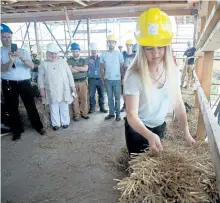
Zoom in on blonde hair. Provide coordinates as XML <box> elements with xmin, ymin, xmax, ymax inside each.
<box><xmin>124</xmin><ymin>45</ymin><xmax>179</xmax><ymax>108</ymax></box>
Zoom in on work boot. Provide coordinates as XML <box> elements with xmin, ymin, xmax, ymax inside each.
<box><xmin>81</xmin><ymin>115</ymin><xmax>90</xmax><ymax>119</ymax></box>
<box><xmin>73</xmin><ymin>117</ymin><xmax>80</xmax><ymax>121</ymax></box>
<box><xmin>105</xmin><ymin>114</ymin><xmax>115</xmax><ymax>120</ymax></box>
<box><xmin>12</xmin><ymin>133</ymin><xmax>21</xmax><ymax>141</ymax></box>
<box><xmin>89</xmin><ymin>108</ymin><xmax>95</xmax><ymax>114</ymax></box>
<box><xmin>100</xmin><ymin>108</ymin><xmax>108</xmax><ymax>113</ymax></box>
<box><xmin>62</xmin><ymin>125</ymin><xmax>69</xmax><ymax>129</ymax></box>
<box><xmin>37</xmin><ymin>128</ymin><xmax>46</xmax><ymax>135</ymax></box>
<box><xmin>53</xmin><ymin>126</ymin><xmax>59</xmax><ymax>131</ymax></box>
<box><xmin>116</xmin><ymin>116</ymin><xmax>121</xmax><ymax>121</ymax></box>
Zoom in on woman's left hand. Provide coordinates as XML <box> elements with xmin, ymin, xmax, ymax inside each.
<box><xmin>184</xmin><ymin>132</ymin><xmax>196</xmax><ymax>146</ymax></box>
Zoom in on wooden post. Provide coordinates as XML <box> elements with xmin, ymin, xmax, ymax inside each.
<box><xmin>87</xmin><ymin>18</ymin><xmax>90</xmax><ymax>56</ymax></box>
<box><xmin>34</xmin><ymin>21</ymin><xmax>40</xmax><ymax>56</ymax></box>
<box><xmin>64</xmin><ymin>21</ymin><xmax>67</xmax><ymax>49</ymax></box>
<box><xmin>201</xmin><ymin>52</ymin><xmax>214</xmax><ymax>100</ymax></box>
<box><xmin>196</xmin><ymin>51</ymin><xmax>214</xmax><ymax>140</ymax></box>
<box><xmin>64</xmin><ymin>7</ymin><xmax>72</xmax><ymax>43</ymax></box>
<box><xmin>195</xmin><ymin>54</ymin><xmax>204</xmax><ymax>108</ymax></box>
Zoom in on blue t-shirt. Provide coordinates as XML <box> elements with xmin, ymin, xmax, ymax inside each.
<box><xmin>87</xmin><ymin>56</ymin><xmax>101</xmax><ymax>79</ymax></box>
<box><xmin>184</xmin><ymin>47</ymin><xmax>196</xmax><ymax>65</ymax></box>
<box><xmin>100</xmin><ymin>50</ymin><xmax>124</xmax><ymax>80</ymax></box>
<box><xmin>1</xmin><ymin>47</ymin><xmax>32</xmax><ymax>81</ymax></box>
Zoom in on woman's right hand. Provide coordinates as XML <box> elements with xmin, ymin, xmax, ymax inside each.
<box><xmin>40</xmin><ymin>88</ymin><xmax>45</xmax><ymax>97</ymax></box>
<box><xmin>147</xmin><ymin>133</ymin><xmax>163</xmax><ymax>153</ymax></box>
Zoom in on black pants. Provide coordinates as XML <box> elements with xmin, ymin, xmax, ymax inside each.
<box><xmin>125</xmin><ymin>118</ymin><xmax>166</xmax><ymax>154</ymax></box>
<box><xmin>2</xmin><ymin>79</ymin><xmax>43</xmax><ymax>135</ymax></box>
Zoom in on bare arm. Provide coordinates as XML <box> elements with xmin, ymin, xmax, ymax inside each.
<box><xmin>22</xmin><ymin>59</ymin><xmax>34</xmax><ymax>69</ymax></box>
<box><xmin>126</xmin><ymin>95</ymin><xmax>163</xmax><ymax>152</ymax></box>
<box><xmin>174</xmin><ymin>90</ymin><xmax>196</xmax><ymax>145</ymax></box>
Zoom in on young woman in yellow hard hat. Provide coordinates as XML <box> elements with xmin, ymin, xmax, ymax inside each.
<box><xmin>124</xmin><ymin>8</ymin><xmax>196</xmax><ymax>154</ymax></box>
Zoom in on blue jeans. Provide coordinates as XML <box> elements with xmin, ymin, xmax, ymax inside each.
<box><xmin>88</xmin><ymin>78</ymin><xmax>105</xmax><ymax>110</ymax></box>
<box><xmin>105</xmin><ymin>80</ymin><xmax>121</xmax><ymax>116</ymax></box>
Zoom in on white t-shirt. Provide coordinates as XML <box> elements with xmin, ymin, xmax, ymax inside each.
<box><xmin>124</xmin><ymin>69</ymin><xmax>180</xmax><ymax>128</ymax></box>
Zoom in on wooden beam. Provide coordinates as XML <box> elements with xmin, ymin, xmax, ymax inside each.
<box><xmin>195</xmin><ymin>54</ymin><xmax>204</xmax><ymax>108</ymax></box>
<box><xmin>87</xmin><ymin>18</ymin><xmax>90</xmax><ymax>56</ymax></box>
<box><xmin>64</xmin><ymin>7</ymin><xmax>72</xmax><ymax>43</ymax></box>
<box><xmin>74</xmin><ymin>0</ymin><xmax>87</xmax><ymax>7</ymax></box>
<box><xmin>1</xmin><ymin>8</ymin><xmax>192</xmax><ymax>23</ymax></box>
<box><xmin>201</xmin><ymin>52</ymin><xmax>214</xmax><ymax>100</ymax></box>
<box><xmin>193</xmin><ymin>70</ymin><xmax>220</xmax><ymax>195</ymax></box>
<box><xmin>196</xmin><ymin>1</ymin><xmax>220</xmax><ymax>50</ymax></box>
<box><xmin>200</xmin><ymin>20</ymin><xmax>220</xmax><ymax>52</ymax></box>
<box><xmin>34</xmin><ymin>21</ymin><xmax>40</xmax><ymax>55</ymax></box>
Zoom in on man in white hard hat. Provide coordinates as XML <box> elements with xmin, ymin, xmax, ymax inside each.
<box><xmin>88</xmin><ymin>43</ymin><xmax>108</xmax><ymax>114</ymax></box>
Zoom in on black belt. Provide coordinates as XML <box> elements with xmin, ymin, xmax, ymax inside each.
<box><xmin>2</xmin><ymin>79</ymin><xmax>30</xmax><ymax>84</ymax></box>
<box><xmin>89</xmin><ymin>78</ymin><xmax>101</xmax><ymax>80</ymax></box>
<box><xmin>74</xmin><ymin>78</ymin><xmax>87</xmax><ymax>82</ymax></box>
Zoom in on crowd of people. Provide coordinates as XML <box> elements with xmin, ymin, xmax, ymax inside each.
<box><xmin>1</xmin><ymin>23</ymin><xmax>138</xmax><ymax>141</ymax></box>
<box><xmin>1</xmin><ymin>8</ymin><xmax>196</xmax><ymax>155</ymax></box>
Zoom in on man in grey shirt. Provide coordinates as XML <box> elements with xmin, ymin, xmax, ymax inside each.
<box><xmin>100</xmin><ymin>34</ymin><xmax>124</xmax><ymax>121</ymax></box>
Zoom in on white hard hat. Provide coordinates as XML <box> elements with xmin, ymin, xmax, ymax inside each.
<box><xmin>46</xmin><ymin>43</ymin><xmax>60</xmax><ymax>53</ymax></box>
<box><xmin>89</xmin><ymin>43</ymin><xmax>98</xmax><ymax>51</ymax></box>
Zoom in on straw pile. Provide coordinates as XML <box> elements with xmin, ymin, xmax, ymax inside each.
<box><xmin>115</xmin><ymin>140</ymin><xmax>219</xmax><ymax>203</ymax></box>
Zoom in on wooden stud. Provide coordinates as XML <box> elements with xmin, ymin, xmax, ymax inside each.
<box><xmin>196</xmin><ymin>51</ymin><xmax>214</xmax><ymax>140</ymax></box>
<box><xmin>195</xmin><ymin>55</ymin><xmax>204</xmax><ymax>108</ymax></box>
<box><xmin>64</xmin><ymin>7</ymin><xmax>72</xmax><ymax>43</ymax></box>
<box><xmin>87</xmin><ymin>18</ymin><xmax>90</xmax><ymax>56</ymax></box>
<box><xmin>34</xmin><ymin>21</ymin><xmax>40</xmax><ymax>56</ymax></box>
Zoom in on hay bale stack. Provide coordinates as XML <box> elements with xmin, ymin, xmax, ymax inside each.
<box><xmin>115</xmin><ymin>140</ymin><xmax>219</xmax><ymax>203</ymax></box>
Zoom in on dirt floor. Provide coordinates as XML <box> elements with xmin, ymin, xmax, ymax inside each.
<box><xmin>1</xmin><ymin>90</ymin><xmax>197</xmax><ymax>203</ymax></box>
<box><xmin>1</xmin><ymin>110</ymin><xmax>127</xmax><ymax>203</ymax></box>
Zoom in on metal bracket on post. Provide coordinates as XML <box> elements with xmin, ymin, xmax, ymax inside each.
<box><xmin>21</xmin><ymin>22</ymin><xmax>31</xmax><ymax>48</ymax></box>
<box><xmin>43</xmin><ymin>22</ymin><xmax>65</xmax><ymax>54</ymax></box>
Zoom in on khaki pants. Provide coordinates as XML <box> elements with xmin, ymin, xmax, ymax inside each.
<box><xmin>181</xmin><ymin>64</ymin><xmax>194</xmax><ymax>88</ymax></box>
<box><xmin>73</xmin><ymin>81</ymin><xmax>88</xmax><ymax>117</ymax></box>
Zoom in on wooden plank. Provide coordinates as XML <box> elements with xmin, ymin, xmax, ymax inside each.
<box><xmin>195</xmin><ymin>55</ymin><xmax>204</xmax><ymax>108</ymax></box>
<box><xmin>87</xmin><ymin>18</ymin><xmax>90</xmax><ymax>56</ymax></box>
<box><xmin>201</xmin><ymin>52</ymin><xmax>214</xmax><ymax>100</ymax></box>
<box><xmin>1</xmin><ymin>8</ymin><xmax>192</xmax><ymax>23</ymax></box>
<box><xmin>193</xmin><ymin>70</ymin><xmax>220</xmax><ymax>195</ymax></box>
<box><xmin>200</xmin><ymin>20</ymin><xmax>220</xmax><ymax>52</ymax></box>
<box><xmin>74</xmin><ymin>0</ymin><xmax>87</xmax><ymax>7</ymax></box>
<box><xmin>34</xmin><ymin>21</ymin><xmax>40</xmax><ymax>55</ymax></box>
<box><xmin>64</xmin><ymin>7</ymin><xmax>72</xmax><ymax>43</ymax></box>
<box><xmin>196</xmin><ymin>1</ymin><xmax>220</xmax><ymax>50</ymax></box>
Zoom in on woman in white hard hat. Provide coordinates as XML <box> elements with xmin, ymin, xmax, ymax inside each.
<box><xmin>38</xmin><ymin>43</ymin><xmax>76</xmax><ymax>131</ymax></box>
<box><xmin>124</xmin><ymin>8</ymin><xmax>195</xmax><ymax>154</ymax></box>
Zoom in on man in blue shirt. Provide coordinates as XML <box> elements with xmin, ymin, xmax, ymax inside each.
<box><xmin>88</xmin><ymin>43</ymin><xmax>108</xmax><ymax>114</ymax></box>
<box><xmin>1</xmin><ymin>24</ymin><xmax>45</xmax><ymax>141</ymax></box>
<box><xmin>100</xmin><ymin>34</ymin><xmax>124</xmax><ymax>121</ymax></box>
<box><xmin>181</xmin><ymin>41</ymin><xmax>196</xmax><ymax>89</ymax></box>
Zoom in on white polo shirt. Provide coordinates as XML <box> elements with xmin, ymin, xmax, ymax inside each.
<box><xmin>1</xmin><ymin>46</ymin><xmax>31</xmax><ymax>81</ymax></box>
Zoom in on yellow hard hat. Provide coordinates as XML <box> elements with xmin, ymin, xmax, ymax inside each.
<box><xmin>135</xmin><ymin>8</ymin><xmax>173</xmax><ymax>47</ymax></box>
<box><xmin>107</xmin><ymin>34</ymin><xmax>117</xmax><ymax>41</ymax></box>
<box><xmin>126</xmin><ymin>39</ymin><xmax>133</xmax><ymax>45</ymax></box>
